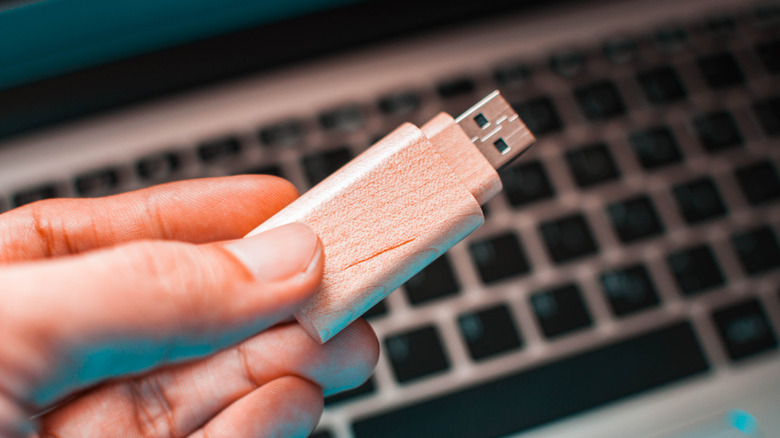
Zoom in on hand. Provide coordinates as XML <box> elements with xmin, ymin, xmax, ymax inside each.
<box><xmin>0</xmin><ymin>176</ymin><xmax>379</xmax><ymax>437</ymax></box>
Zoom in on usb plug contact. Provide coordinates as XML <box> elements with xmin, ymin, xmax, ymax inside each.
<box><xmin>456</xmin><ymin>90</ymin><xmax>535</xmax><ymax>169</ymax></box>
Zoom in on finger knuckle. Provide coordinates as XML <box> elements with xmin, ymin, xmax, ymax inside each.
<box><xmin>126</xmin><ymin>376</ymin><xmax>182</xmax><ymax>438</ymax></box>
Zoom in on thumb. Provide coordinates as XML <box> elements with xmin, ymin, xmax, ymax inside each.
<box><xmin>0</xmin><ymin>223</ymin><xmax>322</xmax><ymax>407</ymax></box>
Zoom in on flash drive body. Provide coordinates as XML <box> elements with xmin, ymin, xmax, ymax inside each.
<box><xmin>245</xmin><ymin>91</ymin><xmax>534</xmax><ymax>343</ymax></box>
<box><xmin>247</xmin><ymin>117</ymin><xmax>500</xmax><ymax>343</ymax></box>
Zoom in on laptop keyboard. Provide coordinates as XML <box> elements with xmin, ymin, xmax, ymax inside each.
<box><xmin>3</xmin><ymin>2</ymin><xmax>780</xmax><ymax>437</ymax></box>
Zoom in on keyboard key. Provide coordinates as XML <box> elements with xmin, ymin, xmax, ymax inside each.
<box><xmin>74</xmin><ymin>167</ymin><xmax>121</xmax><ymax>196</ymax></box>
<box><xmin>693</xmin><ymin>111</ymin><xmax>743</xmax><ymax>153</ymax></box>
<box><xmin>539</xmin><ymin>213</ymin><xmax>599</xmax><ymax>264</ymax></box>
<box><xmin>364</xmin><ymin>300</ymin><xmax>388</xmax><ymax>320</ymax></box>
<box><xmin>672</xmin><ymin>177</ymin><xmax>727</xmax><ymax>224</ymax></box>
<box><xmin>197</xmin><ymin>137</ymin><xmax>241</xmax><ymax>163</ymax></box>
<box><xmin>531</xmin><ymin>283</ymin><xmax>592</xmax><ymax>338</ymax></box>
<box><xmin>702</xmin><ymin>15</ymin><xmax>737</xmax><ymax>37</ymax></box>
<box><xmin>352</xmin><ymin>321</ymin><xmax>708</xmax><ymax>438</ymax></box>
<box><xmin>319</xmin><ymin>104</ymin><xmax>364</xmax><ymax>132</ymax></box>
<box><xmin>607</xmin><ymin>195</ymin><xmax>664</xmax><ymax>243</ymax></box>
<box><xmin>712</xmin><ymin>299</ymin><xmax>778</xmax><ymax>361</ymax></box>
<box><xmin>629</xmin><ymin>126</ymin><xmax>683</xmax><ymax>170</ymax></box>
<box><xmin>378</xmin><ymin>91</ymin><xmax>421</xmax><ymax>116</ymax></box>
<box><xmin>667</xmin><ymin>245</ymin><xmax>725</xmax><ymax>296</ymax></box>
<box><xmin>325</xmin><ymin>378</ymin><xmax>376</xmax><ymax>406</ymax></box>
<box><xmin>653</xmin><ymin>26</ymin><xmax>689</xmax><ymax>53</ymax></box>
<box><xmin>731</xmin><ymin>226</ymin><xmax>780</xmax><ymax>276</ymax></box>
<box><xmin>239</xmin><ymin>164</ymin><xmax>282</xmax><ymax>177</ymax></box>
<box><xmin>404</xmin><ymin>255</ymin><xmax>459</xmax><ymax>305</ymax></box>
<box><xmin>493</xmin><ymin>62</ymin><xmax>532</xmax><ymax>86</ymax></box>
<box><xmin>458</xmin><ymin>304</ymin><xmax>522</xmax><ymax>361</ymax></box>
<box><xmin>756</xmin><ymin>38</ymin><xmax>780</xmax><ymax>74</ymax></box>
<box><xmin>302</xmin><ymin>148</ymin><xmax>353</xmax><ymax>186</ymax></box>
<box><xmin>565</xmin><ymin>142</ymin><xmax>621</xmax><ymax>188</ymax></box>
<box><xmin>310</xmin><ymin>431</ymin><xmax>333</xmax><ymax>438</ymax></box>
<box><xmin>385</xmin><ymin>326</ymin><xmax>449</xmax><ymax>384</ymax></box>
<box><xmin>750</xmin><ymin>3</ymin><xmax>780</xmax><ymax>29</ymax></box>
<box><xmin>697</xmin><ymin>52</ymin><xmax>745</xmax><ymax>90</ymax></box>
<box><xmin>603</xmin><ymin>37</ymin><xmax>638</xmax><ymax>65</ymax></box>
<box><xmin>574</xmin><ymin>80</ymin><xmax>627</xmax><ymax>121</ymax></box>
<box><xmin>550</xmin><ymin>50</ymin><xmax>586</xmax><ymax>77</ymax></box>
<box><xmin>753</xmin><ymin>96</ymin><xmax>780</xmax><ymax>137</ymax></box>
<box><xmin>437</xmin><ymin>77</ymin><xmax>476</xmax><ymax>99</ymax></box>
<box><xmin>734</xmin><ymin>160</ymin><xmax>780</xmax><ymax>205</ymax></box>
<box><xmin>637</xmin><ymin>66</ymin><xmax>688</xmax><ymax>105</ymax></box>
<box><xmin>469</xmin><ymin>232</ymin><xmax>531</xmax><ymax>284</ymax></box>
<box><xmin>510</xmin><ymin>97</ymin><xmax>564</xmax><ymax>136</ymax></box>
<box><xmin>258</xmin><ymin>119</ymin><xmax>305</xmax><ymax>147</ymax></box>
<box><xmin>136</xmin><ymin>152</ymin><xmax>181</xmax><ymax>181</ymax></box>
<box><xmin>13</xmin><ymin>184</ymin><xmax>58</xmax><ymax>207</ymax></box>
<box><xmin>600</xmin><ymin>264</ymin><xmax>660</xmax><ymax>317</ymax></box>
<box><xmin>499</xmin><ymin>160</ymin><xmax>555</xmax><ymax>207</ymax></box>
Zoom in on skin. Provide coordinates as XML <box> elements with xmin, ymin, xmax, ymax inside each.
<box><xmin>0</xmin><ymin>175</ymin><xmax>380</xmax><ymax>438</ymax></box>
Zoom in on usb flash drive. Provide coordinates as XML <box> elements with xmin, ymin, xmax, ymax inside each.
<box><xmin>245</xmin><ymin>91</ymin><xmax>535</xmax><ymax>343</ymax></box>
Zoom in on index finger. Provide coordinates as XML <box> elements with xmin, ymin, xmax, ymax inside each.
<box><xmin>0</xmin><ymin>175</ymin><xmax>298</xmax><ymax>263</ymax></box>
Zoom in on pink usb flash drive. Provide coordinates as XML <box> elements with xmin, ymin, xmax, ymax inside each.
<box><xmin>245</xmin><ymin>91</ymin><xmax>535</xmax><ymax>343</ymax></box>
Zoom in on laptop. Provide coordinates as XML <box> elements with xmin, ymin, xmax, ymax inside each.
<box><xmin>1</xmin><ymin>0</ymin><xmax>779</xmax><ymax>436</ymax></box>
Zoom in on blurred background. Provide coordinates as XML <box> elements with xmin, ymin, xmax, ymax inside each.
<box><xmin>1</xmin><ymin>0</ymin><xmax>779</xmax><ymax>437</ymax></box>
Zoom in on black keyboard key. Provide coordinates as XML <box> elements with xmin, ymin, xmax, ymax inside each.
<box><xmin>565</xmin><ymin>142</ymin><xmax>621</xmax><ymax>188</ymax></box>
<box><xmin>697</xmin><ymin>52</ymin><xmax>745</xmax><ymax>90</ymax></box>
<box><xmin>629</xmin><ymin>126</ymin><xmax>683</xmax><ymax>170</ymax></box>
<box><xmin>385</xmin><ymin>326</ymin><xmax>449</xmax><ymax>384</ymax></box>
<box><xmin>756</xmin><ymin>38</ymin><xmax>780</xmax><ymax>74</ymax></box>
<box><xmin>574</xmin><ymin>80</ymin><xmax>627</xmax><ymax>121</ymax></box>
<box><xmin>378</xmin><ymin>91</ymin><xmax>421</xmax><ymax>116</ymax></box>
<box><xmin>74</xmin><ymin>167</ymin><xmax>121</xmax><ymax>196</ymax></box>
<box><xmin>258</xmin><ymin>120</ymin><xmax>305</xmax><ymax>147</ymax></box>
<box><xmin>437</xmin><ymin>78</ymin><xmax>476</xmax><ymax>99</ymax></box>
<box><xmin>735</xmin><ymin>160</ymin><xmax>780</xmax><ymax>205</ymax></box>
<box><xmin>511</xmin><ymin>97</ymin><xmax>564</xmax><ymax>136</ymax></box>
<box><xmin>667</xmin><ymin>245</ymin><xmax>725</xmax><ymax>296</ymax></box>
<box><xmin>239</xmin><ymin>164</ymin><xmax>282</xmax><ymax>177</ymax></box>
<box><xmin>324</xmin><ymin>378</ymin><xmax>376</xmax><ymax>406</ymax></box>
<box><xmin>550</xmin><ymin>50</ymin><xmax>586</xmax><ymax>77</ymax></box>
<box><xmin>653</xmin><ymin>26</ymin><xmax>689</xmax><ymax>53</ymax></box>
<box><xmin>672</xmin><ymin>177</ymin><xmax>727</xmax><ymax>224</ymax></box>
<box><xmin>319</xmin><ymin>105</ymin><xmax>364</xmax><ymax>132</ymax></box>
<box><xmin>364</xmin><ymin>300</ymin><xmax>388</xmax><ymax>320</ymax></box>
<box><xmin>693</xmin><ymin>111</ymin><xmax>743</xmax><ymax>153</ymax></box>
<box><xmin>753</xmin><ymin>96</ymin><xmax>780</xmax><ymax>137</ymax></box>
<box><xmin>302</xmin><ymin>148</ymin><xmax>353</xmax><ymax>186</ymax></box>
<box><xmin>353</xmin><ymin>322</ymin><xmax>708</xmax><ymax>438</ymax></box>
<box><xmin>13</xmin><ymin>184</ymin><xmax>58</xmax><ymax>207</ymax></box>
<box><xmin>750</xmin><ymin>3</ymin><xmax>780</xmax><ymax>29</ymax></box>
<box><xmin>731</xmin><ymin>226</ymin><xmax>780</xmax><ymax>276</ymax></box>
<box><xmin>197</xmin><ymin>137</ymin><xmax>241</xmax><ymax>163</ymax></box>
<box><xmin>499</xmin><ymin>160</ymin><xmax>555</xmax><ymax>207</ymax></box>
<box><xmin>531</xmin><ymin>283</ymin><xmax>592</xmax><ymax>338</ymax></box>
<box><xmin>493</xmin><ymin>62</ymin><xmax>532</xmax><ymax>86</ymax></box>
<box><xmin>310</xmin><ymin>431</ymin><xmax>333</xmax><ymax>438</ymax></box>
<box><xmin>600</xmin><ymin>264</ymin><xmax>660</xmax><ymax>317</ymax></box>
<box><xmin>458</xmin><ymin>304</ymin><xmax>522</xmax><ymax>361</ymax></box>
<box><xmin>713</xmin><ymin>299</ymin><xmax>778</xmax><ymax>361</ymax></box>
<box><xmin>539</xmin><ymin>213</ymin><xmax>599</xmax><ymax>264</ymax></box>
<box><xmin>469</xmin><ymin>232</ymin><xmax>531</xmax><ymax>284</ymax></box>
<box><xmin>603</xmin><ymin>37</ymin><xmax>638</xmax><ymax>65</ymax></box>
<box><xmin>404</xmin><ymin>255</ymin><xmax>459</xmax><ymax>305</ymax></box>
<box><xmin>702</xmin><ymin>15</ymin><xmax>737</xmax><ymax>38</ymax></box>
<box><xmin>607</xmin><ymin>195</ymin><xmax>665</xmax><ymax>243</ymax></box>
<box><xmin>637</xmin><ymin>66</ymin><xmax>688</xmax><ymax>105</ymax></box>
<box><xmin>136</xmin><ymin>152</ymin><xmax>181</xmax><ymax>181</ymax></box>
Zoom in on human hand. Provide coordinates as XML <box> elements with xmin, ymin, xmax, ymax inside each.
<box><xmin>0</xmin><ymin>176</ymin><xmax>379</xmax><ymax>437</ymax></box>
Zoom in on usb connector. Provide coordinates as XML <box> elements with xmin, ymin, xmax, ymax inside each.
<box><xmin>456</xmin><ymin>90</ymin><xmax>535</xmax><ymax>169</ymax></box>
<box><xmin>246</xmin><ymin>91</ymin><xmax>536</xmax><ymax>343</ymax></box>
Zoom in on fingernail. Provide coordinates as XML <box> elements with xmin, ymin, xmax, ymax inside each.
<box><xmin>224</xmin><ymin>223</ymin><xmax>321</xmax><ymax>282</ymax></box>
